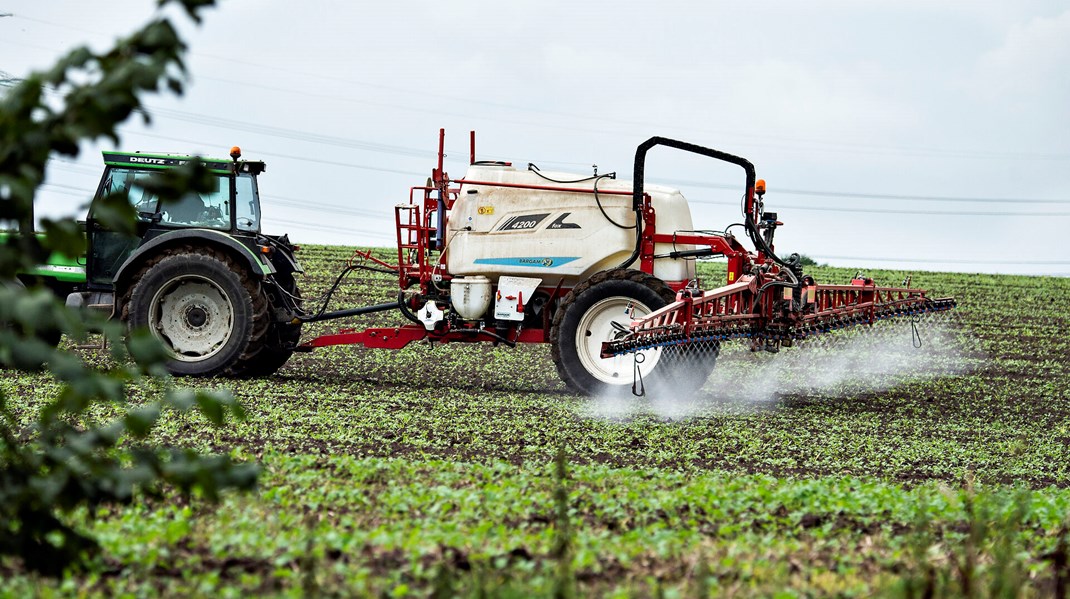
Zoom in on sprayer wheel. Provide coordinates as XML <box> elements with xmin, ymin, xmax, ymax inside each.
<box><xmin>550</xmin><ymin>268</ymin><xmax>712</xmax><ymax>397</ymax></box>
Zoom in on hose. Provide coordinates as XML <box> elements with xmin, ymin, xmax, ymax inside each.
<box><xmin>306</xmin><ymin>265</ymin><xmax>356</xmax><ymax>320</ymax></box>
<box><xmin>528</xmin><ymin>164</ymin><xmax>633</xmax><ymax>230</ymax></box>
<box><xmin>398</xmin><ymin>290</ymin><xmax>422</xmax><ymax>324</ymax></box>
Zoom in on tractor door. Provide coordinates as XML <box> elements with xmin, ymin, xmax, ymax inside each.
<box><xmin>85</xmin><ymin>166</ymin><xmax>159</xmax><ymax>288</ymax></box>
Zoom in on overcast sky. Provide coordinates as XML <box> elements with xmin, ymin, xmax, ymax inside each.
<box><xmin>2</xmin><ymin>1</ymin><xmax>1068</xmax><ymax>276</ymax></box>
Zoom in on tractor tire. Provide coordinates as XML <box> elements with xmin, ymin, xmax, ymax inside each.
<box><xmin>551</xmin><ymin>268</ymin><xmax>717</xmax><ymax>397</ymax></box>
<box><xmin>238</xmin><ymin>275</ymin><xmax>302</xmax><ymax>377</ymax></box>
<box><xmin>124</xmin><ymin>248</ymin><xmax>270</xmax><ymax>377</ymax></box>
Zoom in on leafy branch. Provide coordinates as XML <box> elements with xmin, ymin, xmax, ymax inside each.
<box><xmin>0</xmin><ymin>0</ymin><xmax>258</xmax><ymax>576</ymax></box>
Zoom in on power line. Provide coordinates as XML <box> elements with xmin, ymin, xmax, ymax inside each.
<box><xmin>140</xmin><ymin>107</ymin><xmax>435</xmax><ymax>159</ymax></box>
<box><xmin>282</xmin><ymin>219</ymin><xmax>394</xmax><ymax>240</ymax></box>
<box><xmin>264</xmin><ymin>196</ymin><xmax>384</xmax><ymax>220</ymax></box>
<box><xmin>50</xmin><ymin>150</ymin><xmax>1070</xmax><ymax>211</ymax></box>
<box><xmin>112</xmin><ymin>128</ymin><xmax>428</xmax><ymax>177</ymax></box>
<box><xmin>689</xmin><ymin>199</ymin><xmax>1070</xmax><ymax>217</ymax></box>
<box><xmin>184</xmin><ymin>56</ymin><xmax>1068</xmax><ymax>161</ymax></box>
<box><xmin>42</xmin><ymin>162</ymin><xmax>1068</xmax><ymax>219</ymax></box>
<box><xmin>661</xmin><ymin>177</ymin><xmax>1070</xmax><ymax>205</ymax></box>
<box><xmin>809</xmin><ymin>255</ymin><xmax>1070</xmax><ymax>266</ymax></box>
<box><xmin>6</xmin><ymin>20</ymin><xmax>1067</xmax><ymax>163</ymax></box>
<box><xmin>50</xmin><ymin>132</ymin><xmax>1069</xmax><ymax>212</ymax></box>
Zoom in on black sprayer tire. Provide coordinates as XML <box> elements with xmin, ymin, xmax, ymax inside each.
<box><xmin>551</xmin><ymin>268</ymin><xmax>717</xmax><ymax>397</ymax></box>
<box><xmin>124</xmin><ymin>248</ymin><xmax>269</xmax><ymax>377</ymax></box>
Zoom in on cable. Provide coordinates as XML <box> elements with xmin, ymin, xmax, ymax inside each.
<box><xmin>528</xmin><ymin>163</ymin><xmax>634</xmax><ymax>230</ymax></box>
<box><xmin>808</xmin><ymin>255</ymin><xmax>1070</xmax><ymax>266</ymax></box>
<box><xmin>307</xmin><ymin>265</ymin><xmax>357</xmax><ymax>320</ymax></box>
<box><xmin>690</xmin><ymin>198</ymin><xmax>1070</xmax><ymax>217</ymax></box>
<box><xmin>113</xmin><ymin>128</ymin><xmax>428</xmax><ymax>177</ymax></box>
<box><xmin>135</xmin><ymin>106</ymin><xmax>435</xmax><ymax>159</ymax></box>
<box><xmin>661</xmin><ymin>177</ymin><xmax>1070</xmax><ymax>205</ymax></box>
<box><xmin>526</xmin><ymin>163</ymin><xmax>608</xmax><ymax>184</ymax></box>
<box><xmin>593</xmin><ymin>175</ymin><xmax>635</xmax><ymax>230</ymax></box>
<box><xmin>5</xmin><ymin>20</ymin><xmax>1067</xmax><ymax>163</ymax></box>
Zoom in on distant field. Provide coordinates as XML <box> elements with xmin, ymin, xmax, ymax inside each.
<box><xmin>2</xmin><ymin>245</ymin><xmax>1069</xmax><ymax>596</ymax></box>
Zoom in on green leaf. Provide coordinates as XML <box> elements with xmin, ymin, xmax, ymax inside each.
<box><xmin>194</xmin><ymin>391</ymin><xmax>225</xmax><ymax>425</ymax></box>
<box><xmin>125</xmin><ymin>328</ymin><xmax>170</xmax><ymax>366</ymax></box>
<box><xmin>124</xmin><ymin>404</ymin><xmax>162</xmax><ymax>438</ymax></box>
<box><xmin>166</xmin><ymin>388</ymin><xmax>197</xmax><ymax>412</ymax></box>
<box><xmin>86</xmin><ymin>191</ymin><xmax>138</xmax><ymax>236</ymax></box>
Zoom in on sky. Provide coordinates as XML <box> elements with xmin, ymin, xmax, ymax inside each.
<box><xmin>2</xmin><ymin>0</ymin><xmax>1068</xmax><ymax>276</ymax></box>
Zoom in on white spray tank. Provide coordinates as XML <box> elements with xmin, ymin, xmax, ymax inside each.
<box><xmin>445</xmin><ymin>164</ymin><xmax>697</xmax><ymax>288</ymax></box>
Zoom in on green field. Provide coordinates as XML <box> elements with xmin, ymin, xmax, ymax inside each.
<box><xmin>2</xmin><ymin>245</ymin><xmax>1069</xmax><ymax>597</ymax></box>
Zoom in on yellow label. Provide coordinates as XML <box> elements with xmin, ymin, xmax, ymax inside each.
<box><xmin>477</xmin><ymin>206</ymin><xmax>494</xmax><ymax>215</ymax></box>
<box><xmin>728</xmin><ymin>271</ymin><xmax>735</xmax><ymax>282</ymax></box>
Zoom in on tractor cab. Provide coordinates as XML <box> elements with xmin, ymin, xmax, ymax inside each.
<box><xmin>86</xmin><ymin>150</ymin><xmax>266</xmax><ymax>287</ymax></box>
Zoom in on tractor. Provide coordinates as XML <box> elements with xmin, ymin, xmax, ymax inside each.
<box><xmin>19</xmin><ymin>148</ymin><xmax>304</xmax><ymax>377</ymax></box>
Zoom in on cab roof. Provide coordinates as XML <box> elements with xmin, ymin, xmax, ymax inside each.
<box><xmin>102</xmin><ymin>151</ymin><xmax>266</xmax><ymax>175</ymax></box>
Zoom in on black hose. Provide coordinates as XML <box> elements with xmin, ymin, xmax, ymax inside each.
<box><xmin>745</xmin><ymin>212</ymin><xmax>799</xmax><ymax>288</ymax></box>
<box><xmin>528</xmin><ymin>164</ymin><xmax>632</xmax><ymax>230</ymax></box>
<box><xmin>527</xmin><ymin>163</ymin><xmax>615</xmax><ymax>184</ymax></box>
<box><xmin>308</xmin><ymin>265</ymin><xmax>356</xmax><ymax>320</ymax></box>
<box><xmin>593</xmin><ymin>175</ymin><xmax>635</xmax><ymax>230</ymax></box>
<box><xmin>398</xmin><ymin>290</ymin><xmax>421</xmax><ymax>324</ymax></box>
<box><xmin>750</xmin><ymin>279</ymin><xmax>795</xmax><ymax>313</ymax></box>
<box><xmin>464</xmin><ymin>328</ymin><xmax>517</xmax><ymax>347</ymax></box>
<box><xmin>618</xmin><ymin>215</ymin><xmax>643</xmax><ymax>270</ymax></box>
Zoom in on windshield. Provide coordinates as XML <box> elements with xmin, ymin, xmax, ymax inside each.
<box><xmin>98</xmin><ymin>167</ymin><xmax>264</xmax><ymax>231</ymax></box>
<box><xmin>100</xmin><ymin>168</ymin><xmax>160</xmax><ymax>218</ymax></box>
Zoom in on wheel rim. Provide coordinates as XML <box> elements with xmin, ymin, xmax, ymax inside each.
<box><xmin>575</xmin><ymin>296</ymin><xmax>662</xmax><ymax>386</ymax></box>
<box><xmin>149</xmin><ymin>276</ymin><xmax>235</xmax><ymax>362</ymax></box>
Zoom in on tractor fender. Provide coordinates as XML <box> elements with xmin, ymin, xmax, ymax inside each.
<box><xmin>113</xmin><ymin>229</ymin><xmax>274</xmax><ymax>293</ymax></box>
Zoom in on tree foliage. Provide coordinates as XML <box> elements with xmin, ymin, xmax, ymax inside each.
<box><xmin>0</xmin><ymin>0</ymin><xmax>258</xmax><ymax>576</ymax></box>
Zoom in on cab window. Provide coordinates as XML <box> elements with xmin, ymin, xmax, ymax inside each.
<box><xmin>235</xmin><ymin>173</ymin><xmax>260</xmax><ymax>232</ymax></box>
<box><xmin>100</xmin><ymin>168</ymin><xmax>159</xmax><ymax>220</ymax></box>
<box><xmin>161</xmin><ymin>175</ymin><xmax>230</xmax><ymax>229</ymax></box>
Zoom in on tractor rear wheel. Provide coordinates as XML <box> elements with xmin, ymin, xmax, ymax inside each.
<box><xmin>125</xmin><ymin>250</ymin><xmax>269</xmax><ymax>377</ymax></box>
<box><xmin>551</xmin><ymin>268</ymin><xmax>716</xmax><ymax>397</ymax></box>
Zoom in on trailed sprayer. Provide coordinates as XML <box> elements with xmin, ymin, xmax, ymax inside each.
<box><xmin>297</xmin><ymin>130</ymin><xmax>956</xmax><ymax>396</ymax></box>
<box><xmin>20</xmin><ymin>130</ymin><xmax>956</xmax><ymax>394</ymax></box>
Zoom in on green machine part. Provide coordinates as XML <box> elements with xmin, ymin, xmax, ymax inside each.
<box><xmin>0</xmin><ymin>231</ymin><xmax>88</xmax><ymax>284</ymax></box>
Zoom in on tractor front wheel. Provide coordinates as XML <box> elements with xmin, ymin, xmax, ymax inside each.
<box><xmin>126</xmin><ymin>251</ymin><xmax>266</xmax><ymax>377</ymax></box>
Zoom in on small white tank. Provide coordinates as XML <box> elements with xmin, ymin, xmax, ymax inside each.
<box><xmin>450</xmin><ymin>275</ymin><xmax>492</xmax><ymax>319</ymax></box>
<box><xmin>446</xmin><ymin>164</ymin><xmax>696</xmax><ymax>287</ymax></box>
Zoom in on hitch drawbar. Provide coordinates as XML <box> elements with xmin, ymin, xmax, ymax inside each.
<box><xmin>601</xmin><ymin>275</ymin><xmax>956</xmax><ymax>358</ymax></box>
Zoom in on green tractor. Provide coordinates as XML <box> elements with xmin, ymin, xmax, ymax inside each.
<box><xmin>20</xmin><ymin>147</ymin><xmax>304</xmax><ymax>377</ymax></box>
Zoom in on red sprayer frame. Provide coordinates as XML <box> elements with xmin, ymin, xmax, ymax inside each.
<box><xmin>303</xmin><ymin>130</ymin><xmax>954</xmax><ymax>354</ymax></box>
<box><xmin>601</xmin><ymin>275</ymin><xmax>955</xmax><ymax>358</ymax></box>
